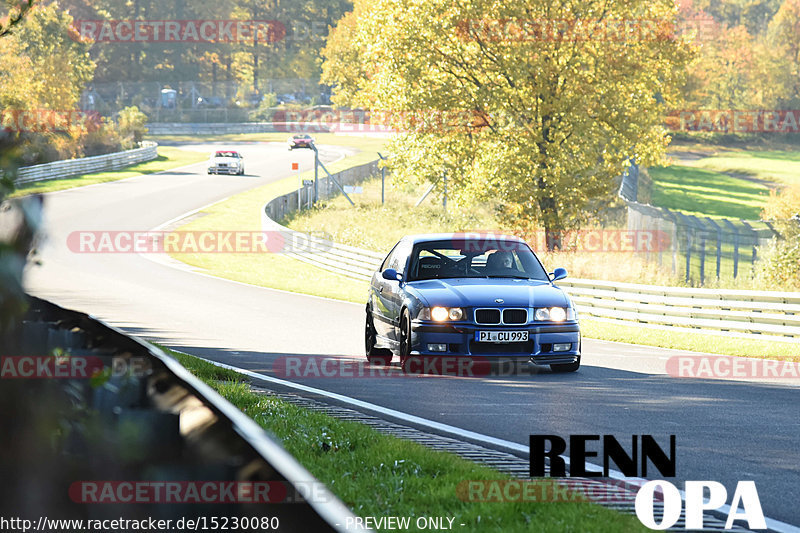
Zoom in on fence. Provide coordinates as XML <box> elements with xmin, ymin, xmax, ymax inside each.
<box><xmin>620</xmin><ymin>163</ymin><xmax>777</xmax><ymax>284</ymax></box>
<box><xmin>261</xmin><ymin>159</ymin><xmax>387</xmax><ymax>280</ymax></box>
<box><xmin>15</xmin><ymin>141</ymin><xmax>159</xmax><ymax>185</ymax></box>
<box><xmin>264</xmin><ymin>160</ymin><xmax>382</xmax><ymax>223</ymax></box>
<box><xmin>82</xmin><ymin>79</ymin><xmax>329</xmax><ymax>120</ymax></box>
<box><xmin>146</xmin><ymin>122</ymin><xmax>336</xmax><ymax>136</ymax></box>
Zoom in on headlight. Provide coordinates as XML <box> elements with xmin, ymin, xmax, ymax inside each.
<box><xmin>431</xmin><ymin>307</ymin><xmax>449</xmax><ymax>321</ymax></box>
<box><xmin>422</xmin><ymin>307</ymin><xmax>463</xmax><ymax>322</ymax></box>
<box><xmin>535</xmin><ymin>307</ymin><xmax>568</xmax><ymax>322</ymax></box>
<box><xmin>549</xmin><ymin>307</ymin><xmax>567</xmax><ymax>322</ymax></box>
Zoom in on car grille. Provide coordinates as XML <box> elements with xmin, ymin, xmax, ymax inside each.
<box><xmin>475</xmin><ymin>309</ymin><xmax>501</xmax><ymax>324</ymax></box>
<box><xmin>503</xmin><ymin>309</ymin><xmax>528</xmax><ymax>324</ymax></box>
<box><xmin>469</xmin><ymin>340</ymin><xmax>534</xmax><ymax>355</ymax></box>
<box><xmin>474</xmin><ymin>308</ymin><xmax>528</xmax><ymax>325</ymax></box>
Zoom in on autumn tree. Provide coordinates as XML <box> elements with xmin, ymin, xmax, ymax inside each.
<box><xmin>323</xmin><ymin>0</ymin><xmax>693</xmax><ymax>248</ymax></box>
<box><xmin>767</xmin><ymin>0</ymin><xmax>800</xmax><ymax>106</ymax></box>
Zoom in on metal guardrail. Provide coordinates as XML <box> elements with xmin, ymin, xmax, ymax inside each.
<box><xmin>260</xmin><ymin>159</ymin><xmax>386</xmax><ymax>282</ymax></box>
<box><xmin>558</xmin><ymin>279</ymin><xmax>800</xmax><ymax>341</ymax></box>
<box><xmin>15</xmin><ymin>141</ymin><xmax>159</xmax><ymax>185</ymax></box>
<box><xmin>262</xmin><ymin>183</ymin><xmax>800</xmax><ymax>341</ymax></box>
<box><xmin>147</xmin><ymin>123</ymin><xmax>335</xmax><ymax>136</ymax></box>
<box><xmin>263</xmin><ymin>160</ymin><xmax>382</xmax><ymax>223</ymax></box>
<box><xmin>6</xmin><ymin>296</ymin><xmax>364</xmax><ymax>531</ymax></box>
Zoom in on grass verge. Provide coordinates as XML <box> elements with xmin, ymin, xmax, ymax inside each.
<box><xmin>167</xmin><ymin>146</ymin><xmax>797</xmax><ymax>359</ymax></box>
<box><xmin>168</xmin><ymin>143</ymin><xmax>384</xmax><ymax>303</ymax></box>
<box><xmin>648</xmin><ymin>165</ymin><xmax>770</xmax><ymax>219</ymax></box>
<box><xmin>647</xmin><ymin>146</ymin><xmax>800</xmax><ymax>220</ymax></box>
<box><xmin>672</xmin><ymin>148</ymin><xmax>800</xmax><ymax>188</ymax></box>
<box><xmin>165</xmin><ymin>347</ymin><xmax>648</xmax><ymax>532</ymax></box>
<box><xmin>580</xmin><ymin>319</ymin><xmax>799</xmax><ymax>361</ymax></box>
<box><xmin>11</xmin><ymin>146</ymin><xmax>207</xmax><ymax>197</ymax></box>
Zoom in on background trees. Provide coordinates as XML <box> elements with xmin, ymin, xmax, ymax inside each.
<box><xmin>322</xmin><ymin>0</ymin><xmax>694</xmax><ymax>247</ymax></box>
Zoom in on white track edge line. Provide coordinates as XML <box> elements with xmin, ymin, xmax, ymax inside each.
<box><xmin>173</xmin><ymin>350</ymin><xmax>800</xmax><ymax>533</ymax></box>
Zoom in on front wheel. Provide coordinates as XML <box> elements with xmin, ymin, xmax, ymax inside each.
<box><xmin>365</xmin><ymin>310</ymin><xmax>392</xmax><ymax>365</ymax></box>
<box><xmin>398</xmin><ymin>308</ymin><xmax>415</xmax><ymax>372</ymax></box>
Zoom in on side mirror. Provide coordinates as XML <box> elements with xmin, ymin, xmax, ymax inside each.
<box><xmin>550</xmin><ymin>267</ymin><xmax>568</xmax><ymax>282</ymax></box>
<box><xmin>382</xmin><ymin>268</ymin><xmax>402</xmax><ymax>282</ymax></box>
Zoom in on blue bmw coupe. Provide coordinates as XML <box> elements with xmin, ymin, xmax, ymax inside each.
<box><xmin>365</xmin><ymin>234</ymin><xmax>581</xmax><ymax>372</ymax></box>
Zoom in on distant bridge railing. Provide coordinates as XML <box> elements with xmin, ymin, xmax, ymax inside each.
<box><xmin>147</xmin><ymin>122</ymin><xmax>336</xmax><ymax>136</ymax></box>
<box><xmin>15</xmin><ymin>141</ymin><xmax>158</xmax><ymax>185</ymax></box>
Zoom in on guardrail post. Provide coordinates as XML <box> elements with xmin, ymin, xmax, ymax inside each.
<box><xmin>378</xmin><ymin>152</ymin><xmax>388</xmax><ymax>205</ymax></box>
<box><xmin>740</xmin><ymin>220</ymin><xmax>758</xmax><ymax>277</ymax></box>
<box><xmin>675</xmin><ymin>213</ymin><xmax>695</xmax><ymax>283</ymax></box>
<box><xmin>723</xmin><ymin>219</ymin><xmax>740</xmax><ymax>279</ymax></box>
<box><xmin>689</xmin><ymin>216</ymin><xmax>708</xmax><ymax>284</ymax></box>
<box><xmin>706</xmin><ymin>217</ymin><xmax>722</xmax><ymax>280</ymax></box>
<box><xmin>662</xmin><ymin>209</ymin><xmax>679</xmax><ymax>276</ymax></box>
<box><xmin>312</xmin><ymin>144</ymin><xmax>319</xmax><ymax>204</ymax></box>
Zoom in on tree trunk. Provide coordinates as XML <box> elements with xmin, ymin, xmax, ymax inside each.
<box><xmin>537</xmin><ymin>117</ymin><xmax>562</xmax><ymax>252</ymax></box>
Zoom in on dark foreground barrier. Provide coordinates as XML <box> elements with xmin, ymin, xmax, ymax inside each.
<box><xmin>0</xmin><ymin>295</ymin><xmax>363</xmax><ymax>532</ymax></box>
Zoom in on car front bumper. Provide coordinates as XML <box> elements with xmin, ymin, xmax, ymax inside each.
<box><xmin>409</xmin><ymin>320</ymin><xmax>581</xmax><ymax>365</ymax></box>
<box><xmin>209</xmin><ymin>166</ymin><xmax>240</xmax><ymax>174</ymax></box>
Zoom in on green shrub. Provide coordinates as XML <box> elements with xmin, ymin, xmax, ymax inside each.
<box><xmin>756</xmin><ymin>185</ymin><xmax>800</xmax><ymax>289</ymax></box>
<box><xmin>117</xmin><ymin>106</ymin><xmax>149</xmax><ymax>148</ymax></box>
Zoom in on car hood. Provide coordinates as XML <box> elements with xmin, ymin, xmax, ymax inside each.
<box><xmin>407</xmin><ymin>278</ymin><xmax>570</xmax><ymax>309</ymax></box>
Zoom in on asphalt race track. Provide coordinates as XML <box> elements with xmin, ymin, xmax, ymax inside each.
<box><xmin>25</xmin><ymin>142</ymin><xmax>800</xmax><ymax>529</ymax></box>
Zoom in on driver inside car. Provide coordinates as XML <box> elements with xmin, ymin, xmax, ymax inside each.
<box><xmin>485</xmin><ymin>251</ymin><xmax>516</xmax><ymax>275</ymax></box>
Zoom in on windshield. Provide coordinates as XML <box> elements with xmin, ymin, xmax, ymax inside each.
<box><xmin>214</xmin><ymin>151</ymin><xmax>239</xmax><ymax>158</ymax></box>
<box><xmin>407</xmin><ymin>239</ymin><xmax>549</xmax><ymax>281</ymax></box>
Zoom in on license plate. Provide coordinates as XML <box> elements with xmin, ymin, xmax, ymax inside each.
<box><xmin>475</xmin><ymin>330</ymin><xmax>529</xmax><ymax>343</ymax></box>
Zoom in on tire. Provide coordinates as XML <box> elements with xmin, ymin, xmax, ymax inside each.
<box><xmin>550</xmin><ymin>356</ymin><xmax>581</xmax><ymax>373</ymax></box>
<box><xmin>365</xmin><ymin>309</ymin><xmax>392</xmax><ymax>365</ymax></box>
<box><xmin>398</xmin><ymin>308</ymin><xmax>416</xmax><ymax>372</ymax></box>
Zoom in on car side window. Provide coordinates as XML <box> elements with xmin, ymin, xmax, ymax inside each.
<box><xmin>380</xmin><ymin>244</ymin><xmax>399</xmax><ymax>272</ymax></box>
<box><xmin>389</xmin><ymin>242</ymin><xmax>411</xmax><ymax>275</ymax></box>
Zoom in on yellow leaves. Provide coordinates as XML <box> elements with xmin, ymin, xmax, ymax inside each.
<box><xmin>322</xmin><ymin>0</ymin><xmax>691</xmax><ymax>230</ymax></box>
